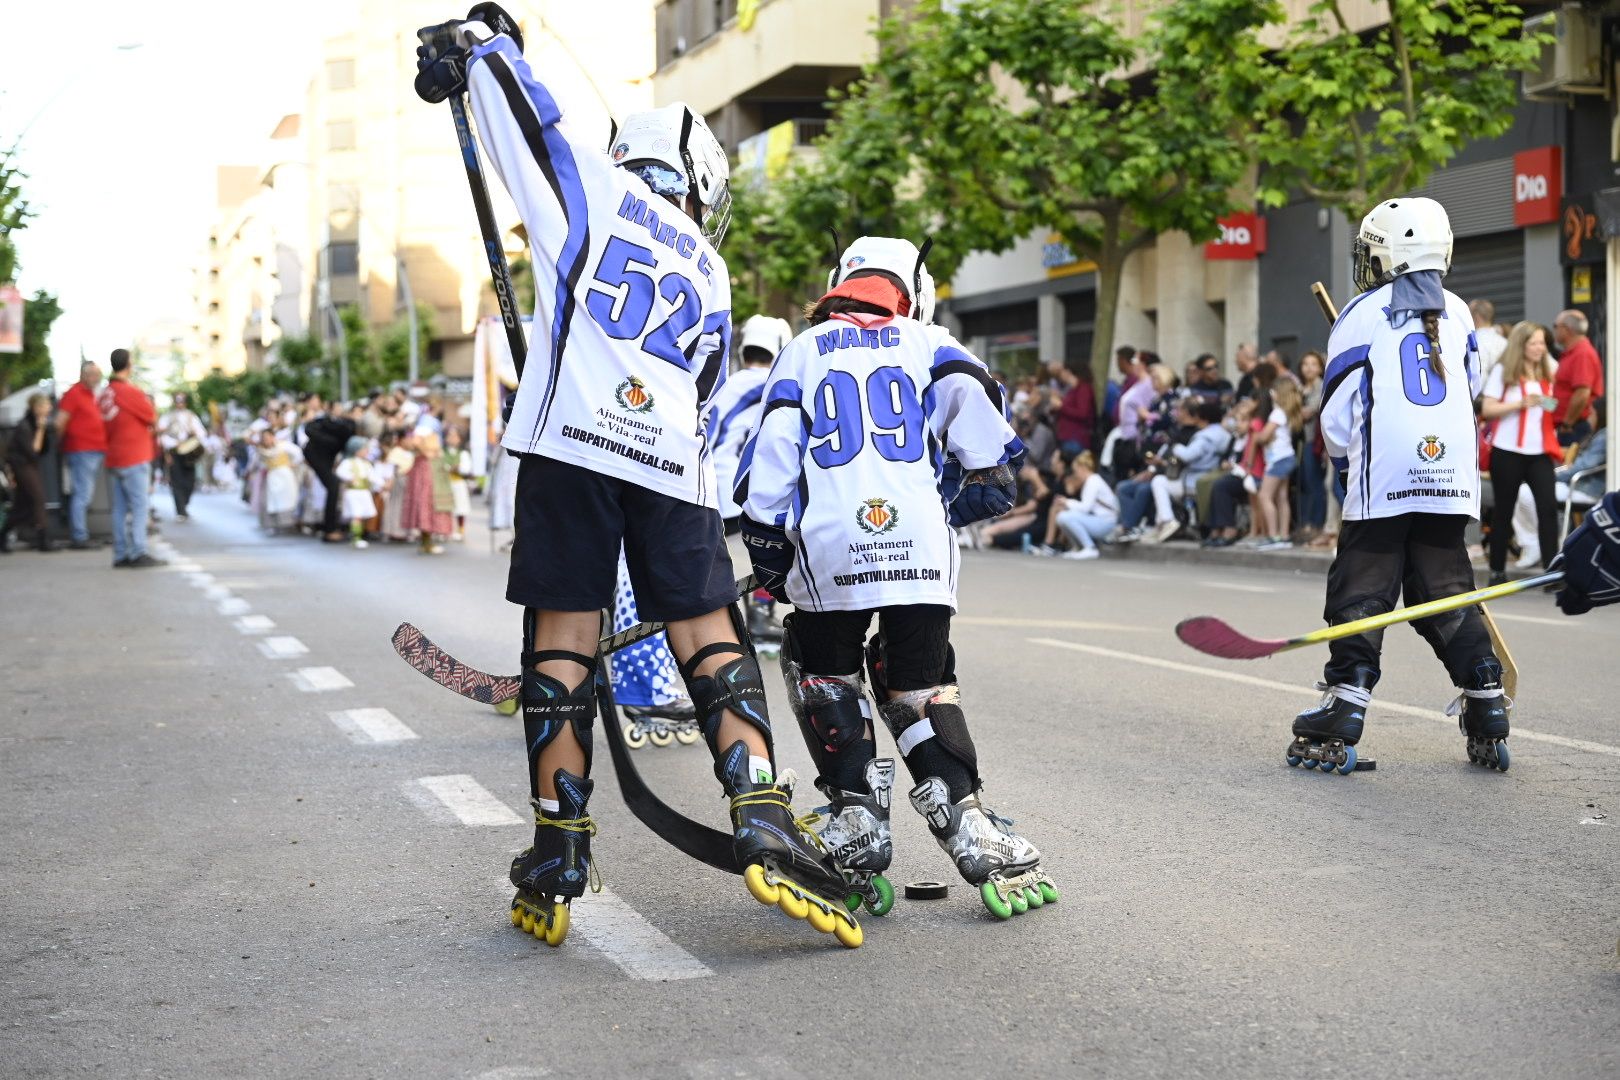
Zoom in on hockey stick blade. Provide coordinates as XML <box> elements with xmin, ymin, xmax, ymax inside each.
<box><xmin>1176</xmin><ymin>572</ymin><xmax>1563</xmax><ymax>662</ymax></box>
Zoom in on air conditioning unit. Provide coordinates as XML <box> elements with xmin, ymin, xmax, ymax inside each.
<box><xmin>1524</xmin><ymin>5</ymin><xmax>1606</xmax><ymax>97</ymax></box>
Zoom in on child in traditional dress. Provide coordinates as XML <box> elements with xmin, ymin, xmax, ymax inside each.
<box><xmin>381</xmin><ymin>432</ymin><xmax>416</xmax><ymax>542</ymax></box>
<box><xmin>335</xmin><ymin>436</ymin><xmax>379</xmax><ymax>549</ymax></box>
<box><xmin>445</xmin><ymin>425</ymin><xmax>474</xmax><ymax>541</ymax></box>
<box><xmin>258</xmin><ymin>429</ymin><xmax>302</xmax><ymax>533</ymax></box>
<box><xmin>405</xmin><ymin>430</ymin><xmax>454</xmax><ymax>555</ymax></box>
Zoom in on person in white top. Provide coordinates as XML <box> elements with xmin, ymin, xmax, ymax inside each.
<box><xmin>1050</xmin><ymin>451</ymin><xmax>1119</xmax><ymax>558</ymax></box>
<box><xmin>157</xmin><ymin>393</ymin><xmax>209</xmax><ymax>521</ymax></box>
<box><xmin>1290</xmin><ymin>195</ymin><xmax>1509</xmax><ymax>775</ymax></box>
<box><xmin>416</xmin><ymin>3</ymin><xmax>854</xmax><ymax>949</ymax></box>
<box><xmin>711</xmin><ymin>315</ymin><xmax>792</xmax><ymax>530</ymax></box>
<box><xmin>1480</xmin><ymin>321</ymin><xmax>1561</xmax><ymax>582</ymax></box>
<box><xmin>1256</xmin><ymin>379</ymin><xmax>1303</xmax><ymax>550</ymax></box>
<box><xmin>1468</xmin><ymin>299</ymin><xmax>1508</xmax><ymax>385</ymax></box>
<box><xmin>736</xmin><ymin>235</ymin><xmax>1056</xmax><ymax>920</ymax></box>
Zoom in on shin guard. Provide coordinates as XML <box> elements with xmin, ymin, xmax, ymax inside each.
<box><xmin>878</xmin><ymin>685</ymin><xmax>980</xmax><ymax>802</ymax></box>
<box><xmin>520</xmin><ymin>646</ymin><xmax>597</xmax><ymax>800</ymax></box>
<box><xmin>782</xmin><ymin>615</ymin><xmax>875</xmax><ymax>792</ymax></box>
<box><xmin>683</xmin><ymin>643</ymin><xmax>772</xmax><ymax>762</ymax></box>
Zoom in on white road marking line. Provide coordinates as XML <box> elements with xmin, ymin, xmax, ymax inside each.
<box><xmin>1028</xmin><ymin>637</ymin><xmax>1620</xmax><ymax>759</ymax></box>
<box><xmin>1580</xmin><ymin>817</ymin><xmax>1615</xmax><ymax>827</ymax></box>
<box><xmin>1487</xmin><ymin>611</ymin><xmax>1570</xmax><ymax>628</ymax></box>
<box><xmin>570</xmin><ymin>886</ymin><xmax>713</xmax><ymax>981</ymax></box>
<box><xmin>186</xmin><ymin>572</ymin><xmax>215</xmax><ymax>587</ymax></box>
<box><xmin>217</xmin><ymin>597</ymin><xmax>251</xmax><ymax>616</ymax></box>
<box><xmin>173</xmin><ymin>560</ymin><xmax>202</xmax><ymax>572</ymax></box>
<box><xmin>416</xmin><ymin>775</ymin><xmax>523</xmax><ymax>826</ymax></box>
<box><xmin>235</xmin><ymin>614</ymin><xmax>276</xmax><ymax>634</ymax></box>
<box><xmin>1105</xmin><ymin>570</ymin><xmax>1161</xmax><ymax>581</ymax></box>
<box><xmin>476</xmin><ymin>1069</ymin><xmax>551</xmax><ymax>1080</ymax></box>
<box><xmin>1200</xmin><ymin>580</ymin><xmax>1277</xmax><ymax>594</ymax></box>
<box><xmin>329</xmin><ymin>708</ymin><xmax>417</xmax><ymax>744</ymax></box>
<box><xmin>204</xmin><ymin>584</ymin><xmax>231</xmax><ymax>600</ymax></box>
<box><xmin>955</xmin><ymin>616</ymin><xmax>1147</xmax><ymax>632</ymax></box>
<box><xmin>257</xmin><ymin>635</ymin><xmax>309</xmax><ymax>659</ymax></box>
<box><xmin>288</xmin><ymin>666</ymin><xmax>354</xmax><ymax>692</ymax></box>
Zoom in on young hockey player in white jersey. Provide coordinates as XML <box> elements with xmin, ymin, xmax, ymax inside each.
<box><xmin>415</xmin><ymin>3</ymin><xmax>862</xmax><ymax>948</ymax></box>
<box><xmin>735</xmin><ymin>236</ymin><xmax>1057</xmax><ymax>919</ymax></box>
<box><xmin>1290</xmin><ymin>196</ymin><xmax>1510</xmax><ymax>775</ymax></box>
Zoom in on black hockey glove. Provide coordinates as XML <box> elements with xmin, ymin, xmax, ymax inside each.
<box><xmin>414</xmin><ymin>23</ymin><xmax>469</xmax><ymax>104</ymax></box>
<box><xmin>1550</xmin><ymin>491</ymin><xmax>1620</xmax><ymax>616</ymax></box>
<box><xmin>948</xmin><ymin>463</ymin><xmax>1017</xmax><ymax>528</ymax></box>
<box><xmin>739</xmin><ymin>516</ymin><xmax>794</xmax><ymax>604</ymax></box>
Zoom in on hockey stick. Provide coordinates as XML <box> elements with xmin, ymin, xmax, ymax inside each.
<box><xmin>391</xmin><ymin>575</ymin><xmax>759</xmax><ymax>704</ymax></box>
<box><xmin>1306</xmin><ymin>281</ymin><xmax>1520</xmax><ymax>695</ymax></box>
<box><xmin>1176</xmin><ymin>571</ymin><xmax>1562</xmax><ymax>660</ymax></box>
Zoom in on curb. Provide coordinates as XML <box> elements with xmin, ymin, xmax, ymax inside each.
<box><xmin>1100</xmin><ymin>540</ymin><xmax>1333</xmax><ymax>575</ymax></box>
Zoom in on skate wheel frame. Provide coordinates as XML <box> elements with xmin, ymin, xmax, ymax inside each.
<box><xmin>1286</xmin><ymin>737</ymin><xmax>1357</xmax><ymax>776</ymax></box>
<box><xmin>980</xmin><ymin>869</ymin><xmax>1058</xmax><ymax>920</ymax></box>
<box><xmin>1466</xmin><ymin>737</ymin><xmax>1510</xmax><ymax>773</ymax></box>
<box><xmin>745</xmin><ymin>862</ymin><xmax>863</xmax><ymax>948</ymax></box>
<box><xmin>511</xmin><ymin>892</ymin><xmax>571</xmax><ymax>947</ymax></box>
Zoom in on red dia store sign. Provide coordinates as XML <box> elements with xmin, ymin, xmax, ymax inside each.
<box><xmin>1204</xmin><ymin>212</ymin><xmax>1266</xmax><ymax>260</ymax></box>
<box><xmin>1513</xmin><ymin>146</ymin><xmax>1562</xmax><ymax>227</ymax></box>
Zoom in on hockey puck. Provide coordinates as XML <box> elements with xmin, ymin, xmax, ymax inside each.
<box><xmin>904</xmin><ymin>880</ymin><xmax>949</xmax><ymax>900</ymax></box>
<box><xmin>1354</xmin><ymin>757</ymin><xmax>1377</xmax><ymax>771</ymax></box>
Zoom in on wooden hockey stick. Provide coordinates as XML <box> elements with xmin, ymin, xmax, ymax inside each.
<box><xmin>1304</xmin><ymin>281</ymin><xmax>1519</xmax><ymax>695</ymax></box>
<box><xmin>1177</xmin><ymin>572</ymin><xmax>1562</xmax><ymax>661</ymax></box>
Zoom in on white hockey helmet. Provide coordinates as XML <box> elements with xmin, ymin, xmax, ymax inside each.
<box><xmin>738</xmin><ymin>314</ymin><xmax>792</xmax><ymax>361</ymax></box>
<box><xmin>611</xmin><ymin>103</ymin><xmax>732</xmax><ymax>247</ymax></box>
<box><xmin>1352</xmin><ymin>196</ymin><xmax>1453</xmax><ymax>293</ymax></box>
<box><xmin>827</xmin><ymin>235</ymin><xmax>936</xmax><ymax>324</ymax></box>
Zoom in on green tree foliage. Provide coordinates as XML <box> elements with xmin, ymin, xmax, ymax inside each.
<box><xmin>0</xmin><ymin>149</ymin><xmax>32</xmax><ymax>285</ymax></box>
<box><xmin>742</xmin><ymin>0</ymin><xmax>1281</xmax><ymax>384</ymax></box>
<box><xmin>1251</xmin><ymin>0</ymin><xmax>1548</xmax><ymax>212</ymax></box>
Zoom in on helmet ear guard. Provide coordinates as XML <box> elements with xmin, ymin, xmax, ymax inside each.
<box><xmin>1352</xmin><ymin>196</ymin><xmax>1452</xmax><ymax>294</ymax></box>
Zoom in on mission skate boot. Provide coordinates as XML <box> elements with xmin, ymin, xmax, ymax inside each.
<box><xmin>716</xmin><ymin>741</ymin><xmax>863</xmax><ymax>948</ymax></box>
<box><xmin>811</xmin><ymin>758</ymin><xmax>896</xmax><ymax>916</ymax></box>
<box><xmin>910</xmin><ymin>777</ymin><xmax>1057</xmax><ymax>920</ymax></box>
<box><xmin>622</xmin><ymin>695</ymin><xmax>700</xmax><ymax>748</ymax></box>
<box><xmin>1451</xmin><ymin>661</ymin><xmax>1510</xmax><ymax>773</ymax></box>
<box><xmin>1288</xmin><ymin>667</ymin><xmax>1375</xmax><ymax>775</ymax></box>
<box><xmin>510</xmin><ymin>768</ymin><xmax>598</xmax><ymax>946</ymax></box>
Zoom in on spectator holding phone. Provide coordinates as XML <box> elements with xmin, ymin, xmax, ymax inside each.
<box><xmin>1482</xmin><ymin>321</ymin><xmax>1562</xmax><ymax>584</ymax></box>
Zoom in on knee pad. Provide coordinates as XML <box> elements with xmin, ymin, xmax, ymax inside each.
<box><xmin>682</xmin><ymin>643</ymin><xmax>772</xmax><ymax>760</ymax></box>
<box><xmin>865</xmin><ymin>634</ymin><xmax>957</xmax><ymax>697</ymax></box>
<box><xmin>1329</xmin><ymin>597</ymin><xmax>1391</xmax><ymax>626</ymax></box>
<box><xmin>877</xmin><ymin>684</ymin><xmax>979</xmax><ymax>799</ymax></box>
<box><xmin>519</xmin><ymin>649</ymin><xmax>598</xmax><ymax>799</ymax></box>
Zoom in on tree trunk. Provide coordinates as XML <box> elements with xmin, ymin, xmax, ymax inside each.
<box><xmin>1087</xmin><ymin>238</ymin><xmax>1125</xmax><ymax>414</ymax></box>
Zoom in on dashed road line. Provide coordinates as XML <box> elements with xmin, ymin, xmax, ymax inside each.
<box><xmin>257</xmin><ymin>635</ymin><xmax>309</xmax><ymax>659</ymax></box>
<box><xmin>288</xmin><ymin>666</ymin><xmax>354</xmax><ymax>692</ymax></box>
<box><xmin>1200</xmin><ymin>580</ymin><xmax>1276</xmax><ymax>594</ymax></box>
<box><xmin>217</xmin><ymin>597</ymin><xmax>251</xmax><ymax>616</ymax></box>
<box><xmin>416</xmin><ymin>775</ymin><xmax>522</xmax><ymax>826</ymax></box>
<box><xmin>955</xmin><ymin>616</ymin><xmax>1147</xmax><ymax>632</ymax></box>
<box><xmin>1105</xmin><ymin>570</ymin><xmax>1161</xmax><ymax>581</ymax></box>
<box><xmin>186</xmin><ymin>572</ymin><xmax>215</xmax><ymax>587</ymax></box>
<box><xmin>235</xmin><ymin>614</ymin><xmax>276</xmax><ymax>634</ymax></box>
<box><xmin>1028</xmin><ymin>636</ymin><xmax>1620</xmax><ymax>759</ymax></box>
<box><xmin>570</xmin><ymin>886</ymin><xmax>714</xmax><ymax>981</ymax></box>
<box><xmin>1488</xmin><ymin>611</ymin><xmax>1571</xmax><ymax>628</ymax></box>
<box><xmin>329</xmin><ymin>708</ymin><xmax>417</xmax><ymax>744</ymax></box>
<box><xmin>204</xmin><ymin>584</ymin><xmax>231</xmax><ymax>600</ymax></box>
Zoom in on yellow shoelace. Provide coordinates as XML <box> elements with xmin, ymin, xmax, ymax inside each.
<box><xmin>532</xmin><ymin>807</ymin><xmax>604</xmax><ymax>893</ymax></box>
<box><xmin>730</xmin><ymin>788</ymin><xmax>828</xmax><ymax>855</ymax></box>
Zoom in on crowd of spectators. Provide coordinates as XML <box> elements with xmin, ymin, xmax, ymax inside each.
<box><xmin>963</xmin><ymin>299</ymin><xmax>1608</xmax><ymax>574</ymax></box>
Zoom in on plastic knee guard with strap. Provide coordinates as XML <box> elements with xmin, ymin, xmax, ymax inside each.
<box><xmin>877</xmin><ymin>684</ymin><xmax>979</xmax><ymax>802</ymax></box>
<box><xmin>681</xmin><ymin>608</ymin><xmax>773</xmax><ymax>762</ymax></box>
<box><xmin>782</xmin><ymin>615</ymin><xmax>874</xmax><ymax>791</ymax></box>
<box><xmin>864</xmin><ymin>633</ymin><xmax>956</xmax><ymax>700</ymax></box>
<box><xmin>520</xmin><ymin>647</ymin><xmax>598</xmax><ymax>800</ymax></box>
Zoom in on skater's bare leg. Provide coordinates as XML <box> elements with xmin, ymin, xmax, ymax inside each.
<box><xmin>667</xmin><ymin>608</ymin><xmax>769</xmax><ymax>761</ymax></box>
<box><xmin>527</xmin><ymin>608</ymin><xmax>598</xmax><ymax>801</ymax></box>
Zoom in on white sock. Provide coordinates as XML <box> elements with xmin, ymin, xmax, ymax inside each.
<box><xmin>748</xmin><ymin>755</ymin><xmax>774</xmax><ymax>785</ymax></box>
<box><xmin>538</xmin><ymin>797</ymin><xmax>560</xmax><ymax>814</ymax></box>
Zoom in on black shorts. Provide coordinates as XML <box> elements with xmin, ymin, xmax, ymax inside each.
<box><xmin>505</xmin><ymin>454</ymin><xmax>740</xmax><ymax>623</ymax></box>
<box><xmin>786</xmin><ymin>605</ymin><xmax>954</xmax><ymax>691</ymax></box>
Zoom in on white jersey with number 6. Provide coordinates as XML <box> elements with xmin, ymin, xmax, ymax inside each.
<box><xmin>736</xmin><ymin>318</ymin><xmax>1019</xmax><ymax>612</ymax></box>
<box><xmin>1321</xmin><ymin>281</ymin><xmax>1484</xmax><ymax>522</ymax></box>
<box><xmin>467</xmin><ymin>34</ymin><xmax>731</xmax><ymax>507</ymax></box>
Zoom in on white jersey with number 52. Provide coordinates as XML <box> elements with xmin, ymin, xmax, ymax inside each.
<box><xmin>1321</xmin><ymin>281</ymin><xmax>1484</xmax><ymax>521</ymax></box>
<box><xmin>467</xmin><ymin>33</ymin><xmax>731</xmax><ymax>507</ymax></box>
<box><xmin>736</xmin><ymin>318</ymin><xmax>1019</xmax><ymax>612</ymax></box>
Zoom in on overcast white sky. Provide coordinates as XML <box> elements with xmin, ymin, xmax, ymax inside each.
<box><xmin>4</xmin><ymin>0</ymin><xmax>350</xmax><ymax>379</ymax></box>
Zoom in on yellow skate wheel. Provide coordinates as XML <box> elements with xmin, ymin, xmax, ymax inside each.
<box><xmin>674</xmin><ymin>727</ymin><xmax>700</xmax><ymax>745</ymax></box>
<box><xmin>520</xmin><ymin>909</ymin><xmax>537</xmax><ymax>935</ymax></box>
<box><xmin>744</xmin><ymin>863</ymin><xmax>780</xmax><ymax>905</ymax></box>
<box><xmin>777</xmin><ymin>886</ymin><xmax>810</xmax><ymax>921</ymax></box>
<box><xmin>806</xmin><ymin>901</ymin><xmax>837</xmax><ymax>934</ymax></box>
<box><xmin>544</xmin><ymin>903</ymin><xmax>570</xmax><ymax>947</ymax></box>
<box><xmin>494</xmin><ymin>697</ymin><xmax>519</xmax><ymax>716</ymax></box>
<box><xmin>509</xmin><ymin>905</ymin><xmax>523</xmax><ymax>928</ymax></box>
<box><xmin>622</xmin><ymin>721</ymin><xmax>649</xmax><ymax>750</ymax></box>
<box><xmin>833</xmin><ymin>917</ymin><xmax>863</xmax><ymax>949</ymax></box>
<box><xmin>648</xmin><ymin>728</ymin><xmax>674</xmax><ymax>748</ymax></box>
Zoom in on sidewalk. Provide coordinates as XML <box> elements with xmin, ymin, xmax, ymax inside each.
<box><xmin>1101</xmin><ymin>538</ymin><xmax>1333</xmax><ymax>575</ymax></box>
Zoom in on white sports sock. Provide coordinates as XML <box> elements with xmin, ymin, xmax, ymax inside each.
<box><xmin>538</xmin><ymin>797</ymin><xmax>561</xmax><ymax>814</ymax></box>
<box><xmin>749</xmin><ymin>755</ymin><xmax>774</xmax><ymax>785</ymax></box>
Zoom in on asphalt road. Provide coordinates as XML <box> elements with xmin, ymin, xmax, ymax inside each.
<box><xmin>4</xmin><ymin>491</ymin><xmax>1618</xmax><ymax>1079</ymax></box>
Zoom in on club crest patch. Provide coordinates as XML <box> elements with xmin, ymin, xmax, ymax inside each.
<box><xmin>1416</xmin><ymin>435</ymin><xmax>1446</xmax><ymax>463</ymax></box>
<box><xmin>612</xmin><ymin>142</ymin><xmax>630</xmax><ymax>162</ymax></box>
<box><xmin>615</xmin><ymin>376</ymin><xmax>655</xmax><ymax>414</ymax></box>
<box><xmin>856</xmin><ymin>497</ymin><xmax>900</xmax><ymax>535</ymax></box>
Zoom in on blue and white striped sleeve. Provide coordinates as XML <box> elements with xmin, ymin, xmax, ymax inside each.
<box><xmin>922</xmin><ymin>331</ymin><xmax>1022</xmax><ymax>469</ymax></box>
<box><xmin>736</xmin><ymin>346</ymin><xmax>807</xmax><ymax>528</ymax></box>
<box><xmin>1320</xmin><ymin>317</ymin><xmax>1370</xmax><ymax>464</ymax></box>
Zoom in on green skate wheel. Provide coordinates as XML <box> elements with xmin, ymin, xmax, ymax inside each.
<box><xmin>979</xmin><ymin>881</ymin><xmax>1015</xmax><ymax>920</ymax></box>
<box><xmin>1037</xmin><ymin>880</ymin><xmax>1059</xmax><ymax>904</ymax></box>
<box><xmin>844</xmin><ymin>891</ymin><xmax>863</xmax><ymax>913</ymax></box>
<box><xmin>865</xmin><ymin>875</ymin><xmax>895</xmax><ymax>917</ymax></box>
<box><xmin>1023</xmin><ymin>885</ymin><xmax>1043</xmax><ymax>909</ymax></box>
<box><xmin>1009</xmin><ymin>887</ymin><xmax>1029</xmax><ymax>914</ymax></box>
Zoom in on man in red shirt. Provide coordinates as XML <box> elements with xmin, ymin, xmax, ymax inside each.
<box><xmin>54</xmin><ymin>360</ymin><xmax>109</xmax><ymax>548</ymax></box>
<box><xmin>1552</xmin><ymin>309</ymin><xmax>1605</xmax><ymax>448</ymax></box>
<box><xmin>97</xmin><ymin>348</ymin><xmax>164</xmax><ymax>567</ymax></box>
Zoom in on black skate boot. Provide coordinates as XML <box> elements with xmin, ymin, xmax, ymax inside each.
<box><xmin>622</xmin><ymin>695</ymin><xmax>700</xmax><ymax>748</ymax></box>
<box><xmin>509</xmin><ymin>768</ymin><xmax>598</xmax><ymax>946</ymax></box>
<box><xmin>1453</xmin><ymin>663</ymin><xmax>1511</xmax><ymax>773</ymax></box>
<box><xmin>716</xmin><ymin>740</ymin><xmax>863</xmax><ymax>948</ymax></box>
<box><xmin>811</xmin><ymin>758</ymin><xmax>896</xmax><ymax>916</ymax></box>
<box><xmin>909</xmin><ymin>776</ymin><xmax>1057</xmax><ymax>920</ymax></box>
<box><xmin>1288</xmin><ymin>667</ymin><xmax>1375</xmax><ymax>775</ymax></box>
<box><xmin>746</xmin><ymin>592</ymin><xmax>782</xmax><ymax>656</ymax></box>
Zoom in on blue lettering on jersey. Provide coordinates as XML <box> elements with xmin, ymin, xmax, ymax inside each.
<box><xmin>615</xmin><ymin>191</ymin><xmax>706</xmax><ymax>274</ymax></box>
<box><xmin>814</xmin><ymin>325</ymin><xmax>902</xmax><ymax>355</ymax></box>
